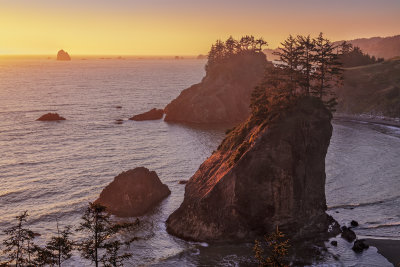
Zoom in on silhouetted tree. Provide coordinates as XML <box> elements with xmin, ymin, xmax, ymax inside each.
<box><xmin>45</xmin><ymin>223</ymin><xmax>73</xmax><ymax>266</ymax></box>
<box><xmin>2</xmin><ymin>211</ymin><xmax>36</xmax><ymax>266</ymax></box>
<box><xmin>254</xmin><ymin>226</ymin><xmax>290</xmax><ymax>267</ymax></box>
<box><xmin>312</xmin><ymin>32</ymin><xmax>343</xmax><ymax>99</ymax></box>
<box><xmin>76</xmin><ymin>203</ymin><xmax>138</xmax><ymax>267</ymax></box>
<box><xmin>338</xmin><ymin>45</ymin><xmax>384</xmax><ymax>67</ymax></box>
<box><xmin>273</xmin><ymin>35</ymin><xmax>302</xmax><ymax>95</ymax></box>
<box><xmin>100</xmin><ymin>241</ymin><xmax>132</xmax><ymax>267</ymax></box>
<box><xmin>297</xmin><ymin>35</ymin><xmax>315</xmax><ymax>95</ymax></box>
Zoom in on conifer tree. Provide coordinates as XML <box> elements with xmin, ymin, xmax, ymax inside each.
<box><xmin>76</xmin><ymin>203</ymin><xmax>138</xmax><ymax>267</ymax></box>
<box><xmin>274</xmin><ymin>35</ymin><xmax>302</xmax><ymax>95</ymax></box>
<box><xmin>296</xmin><ymin>35</ymin><xmax>315</xmax><ymax>95</ymax></box>
<box><xmin>2</xmin><ymin>211</ymin><xmax>36</xmax><ymax>267</ymax></box>
<box><xmin>45</xmin><ymin>223</ymin><xmax>73</xmax><ymax>266</ymax></box>
<box><xmin>312</xmin><ymin>32</ymin><xmax>343</xmax><ymax>99</ymax></box>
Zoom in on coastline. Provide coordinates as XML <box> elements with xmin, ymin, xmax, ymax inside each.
<box><xmin>365</xmin><ymin>238</ymin><xmax>400</xmax><ymax>266</ymax></box>
<box><xmin>334</xmin><ymin>113</ymin><xmax>400</xmax><ymax>128</ymax></box>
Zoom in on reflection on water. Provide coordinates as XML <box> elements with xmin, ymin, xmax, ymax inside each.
<box><xmin>0</xmin><ymin>59</ymin><xmax>398</xmax><ymax>266</ymax></box>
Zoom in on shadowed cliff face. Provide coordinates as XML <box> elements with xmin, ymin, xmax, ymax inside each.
<box><xmin>164</xmin><ymin>52</ymin><xmax>268</xmax><ymax>124</ymax></box>
<box><xmin>166</xmin><ymin>97</ymin><xmax>338</xmax><ymax>242</ymax></box>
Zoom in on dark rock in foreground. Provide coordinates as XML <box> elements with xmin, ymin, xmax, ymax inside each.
<box><xmin>36</xmin><ymin>113</ymin><xmax>66</xmax><ymax>121</ymax></box>
<box><xmin>164</xmin><ymin>52</ymin><xmax>268</xmax><ymax>124</ymax></box>
<box><xmin>129</xmin><ymin>108</ymin><xmax>164</xmax><ymax>121</ymax></box>
<box><xmin>351</xmin><ymin>220</ymin><xmax>359</xmax><ymax>227</ymax></box>
<box><xmin>352</xmin><ymin>239</ymin><xmax>369</xmax><ymax>252</ymax></box>
<box><xmin>57</xmin><ymin>50</ymin><xmax>71</xmax><ymax>61</ymax></box>
<box><xmin>330</xmin><ymin>240</ymin><xmax>338</xmax><ymax>246</ymax></box>
<box><xmin>95</xmin><ymin>167</ymin><xmax>170</xmax><ymax>217</ymax></box>
<box><xmin>167</xmin><ymin>97</ymin><xmax>339</xmax><ymax>242</ymax></box>
<box><xmin>341</xmin><ymin>226</ymin><xmax>357</xmax><ymax>242</ymax></box>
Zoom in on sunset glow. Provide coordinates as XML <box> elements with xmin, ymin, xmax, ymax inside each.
<box><xmin>1</xmin><ymin>0</ymin><xmax>400</xmax><ymax>55</ymax></box>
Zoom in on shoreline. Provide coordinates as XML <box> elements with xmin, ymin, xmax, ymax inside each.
<box><xmin>333</xmin><ymin>113</ymin><xmax>400</xmax><ymax>128</ymax></box>
<box><xmin>364</xmin><ymin>238</ymin><xmax>400</xmax><ymax>266</ymax></box>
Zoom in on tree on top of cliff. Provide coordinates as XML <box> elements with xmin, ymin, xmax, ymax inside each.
<box><xmin>264</xmin><ymin>33</ymin><xmax>346</xmax><ymax>112</ymax></box>
<box><xmin>206</xmin><ymin>35</ymin><xmax>268</xmax><ymax>72</ymax></box>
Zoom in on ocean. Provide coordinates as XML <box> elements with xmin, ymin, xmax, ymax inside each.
<box><xmin>0</xmin><ymin>58</ymin><xmax>399</xmax><ymax>266</ymax></box>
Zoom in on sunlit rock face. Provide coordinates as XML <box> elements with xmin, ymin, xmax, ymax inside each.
<box><xmin>95</xmin><ymin>167</ymin><xmax>170</xmax><ymax>217</ymax></box>
<box><xmin>167</xmin><ymin>97</ymin><xmax>338</xmax><ymax>242</ymax></box>
<box><xmin>56</xmin><ymin>50</ymin><xmax>71</xmax><ymax>61</ymax></box>
<box><xmin>129</xmin><ymin>108</ymin><xmax>164</xmax><ymax>121</ymax></box>
<box><xmin>164</xmin><ymin>52</ymin><xmax>268</xmax><ymax>124</ymax></box>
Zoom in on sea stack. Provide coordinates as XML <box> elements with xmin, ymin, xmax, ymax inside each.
<box><xmin>95</xmin><ymin>167</ymin><xmax>171</xmax><ymax>217</ymax></box>
<box><xmin>164</xmin><ymin>52</ymin><xmax>268</xmax><ymax>124</ymax></box>
<box><xmin>57</xmin><ymin>50</ymin><xmax>71</xmax><ymax>61</ymax></box>
<box><xmin>166</xmin><ymin>96</ymin><xmax>339</xmax><ymax>242</ymax></box>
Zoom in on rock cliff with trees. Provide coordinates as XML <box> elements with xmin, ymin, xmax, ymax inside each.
<box><xmin>164</xmin><ymin>36</ymin><xmax>269</xmax><ymax>124</ymax></box>
<box><xmin>167</xmin><ymin>33</ymin><xmax>344</xmax><ymax>245</ymax></box>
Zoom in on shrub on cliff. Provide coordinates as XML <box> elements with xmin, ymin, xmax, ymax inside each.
<box><xmin>254</xmin><ymin>227</ymin><xmax>290</xmax><ymax>267</ymax></box>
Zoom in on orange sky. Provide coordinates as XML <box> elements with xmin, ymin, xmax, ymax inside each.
<box><xmin>1</xmin><ymin>0</ymin><xmax>399</xmax><ymax>56</ymax></box>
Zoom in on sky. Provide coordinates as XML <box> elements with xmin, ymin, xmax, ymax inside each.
<box><xmin>1</xmin><ymin>0</ymin><xmax>399</xmax><ymax>55</ymax></box>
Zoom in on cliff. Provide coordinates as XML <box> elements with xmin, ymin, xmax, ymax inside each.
<box><xmin>334</xmin><ymin>58</ymin><xmax>400</xmax><ymax>118</ymax></box>
<box><xmin>166</xmin><ymin>96</ymin><xmax>338</xmax><ymax>242</ymax></box>
<box><xmin>164</xmin><ymin>52</ymin><xmax>268</xmax><ymax>124</ymax></box>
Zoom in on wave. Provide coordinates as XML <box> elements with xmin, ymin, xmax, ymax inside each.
<box><xmin>328</xmin><ymin>195</ymin><xmax>400</xmax><ymax>210</ymax></box>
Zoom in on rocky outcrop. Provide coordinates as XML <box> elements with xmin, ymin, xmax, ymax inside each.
<box><xmin>164</xmin><ymin>52</ymin><xmax>268</xmax><ymax>124</ymax></box>
<box><xmin>167</xmin><ymin>96</ymin><xmax>339</xmax><ymax>242</ymax></box>
<box><xmin>95</xmin><ymin>167</ymin><xmax>170</xmax><ymax>217</ymax></box>
<box><xmin>36</xmin><ymin>113</ymin><xmax>66</xmax><ymax>121</ymax></box>
<box><xmin>129</xmin><ymin>108</ymin><xmax>164</xmax><ymax>121</ymax></box>
<box><xmin>57</xmin><ymin>50</ymin><xmax>71</xmax><ymax>61</ymax></box>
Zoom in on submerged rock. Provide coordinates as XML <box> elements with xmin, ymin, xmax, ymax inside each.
<box><xmin>341</xmin><ymin>226</ymin><xmax>357</xmax><ymax>242</ymax></box>
<box><xmin>352</xmin><ymin>239</ymin><xmax>369</xmax><ymax>252</ymax></box>
<box><xmin>167</xmin><ymin>97</ymin><xmax>338</xmax><ymax>242</ymax></box>
<box><xmin>95</xmin><ymin>167</ymin><xmax>171</xmax><ymax>217</ymax></box>
<box><xmin>129</xmin><ymin>108</ymin><xmax>164</xmax><ymax>121</ymax></box>
<box><xmin>350</xmin><ymin>220</ymin><xmax>359</xmax><ymax>227</ymax></box>
<box><xmin>164</xmin><ymin>52</ymin><xmax>268</xmax><ymax>124</ymax></box>
<box><xmin>56</xmin><ymin>50</ymin><xmax>71</xmax><ymax>61</ymax></box>
<box><xmin>36</xmin><ymin>113</ymin><xmax>66</xmax><ymax>121</ymax></box>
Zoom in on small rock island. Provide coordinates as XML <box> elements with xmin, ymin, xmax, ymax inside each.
<box><xmin>36</xmin><ymin>113</ymin><xmax>66</xmax><ymax>121</ymax></box>
<box><xmin>57</xmin><ymin>50</ymin><xmax>71</xmax><ymax>61</ymax></box>
<box><xmin>95</xmin><ymin>167</ymin><xmax>171</xmax><ymax>217</ymax></box>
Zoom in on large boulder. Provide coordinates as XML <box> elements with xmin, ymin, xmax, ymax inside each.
<box><xmin>95</xmin><ymin>167</ymin><xmax>171</xmax><ymax>217</ymax></box>
<box><xmin>167</xmin><ymin>97</ymin><xmax>339</xmax><ymax>242</ymax></box>
<box><xmin>164</xmin><ymin>52</ymin><xmax>268</xmax><ymax>124</ymax></box>
<box><xmin>57</xmin><ymin>50</ymin><xmax>71</xmax><ymax>61</ymax></box>
<box><xmin>36</xmin><ymin>113</ymin><xmax>66</xmax><ymax>121</ymax></box>
<box><xmin>129</xmin><ymin>108</ymin><xmax>164</xmax><ymax>121</ymax></box>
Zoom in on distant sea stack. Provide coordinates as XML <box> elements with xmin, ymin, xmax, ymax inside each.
<box><xmin>95</xmin><ymin>167</ymin><xmax>171</xmax><ymax>217</ymax></box>
<box><xmin>57</xmin><ymin>50</ymin><xmax>71</xmax><ymax>61</ymax></box>
<box><xmin>36</xmin><ymin>113</ymin><xmax>66</xmax><ymax>121</ymax></box>
<box><xmin>129</xmin><ymin>108</ymin><xmax>164</xmax><ymax>121</ymax></box>
<box><xmin>166</xmin><ymin>96</ymin><xmax>339</xmax><ymax>242</ymax></box>
<box><xmin>164</xmin><ymin>52</ymin><xmax>268</xmax><ymax>124</ymax></box>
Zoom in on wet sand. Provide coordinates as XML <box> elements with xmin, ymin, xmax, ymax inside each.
<box><xmin>365</xmin><ymin>239</ymin><xmax>400</xmax><ymax>266</ymax></box>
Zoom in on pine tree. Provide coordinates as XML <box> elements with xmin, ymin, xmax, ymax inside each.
<box><xmin>45</xmin><ymin>223</ymin><xmax>73</xmax><ymax>266</ymax></box>
<box><xmin>2</xmin><ymin>211</ymin><xmax>36</xmax><ymax>267</ymax></box>
<box><xmin>273</xmin><ymin>35</ymin><xmax>302</xmax><ymax>95</ymax></box>
<box><xmin>76</xmin><ymin>203</ymin><xmax>138</xmax><ymax>267</ymax></box>
<box><xmin>100</xmin><ymin>241</ymin><xmax>132</xmax><ymax>267</ymax></box>
<box><xmin>312</xmin><ymin>32</ymin><xmax>343</xmax><ymax>99</ymax></box>
<box><xmin>296</xmin><ymin>35</ymin><xmax>315</xmax><ymax>95</ymax></box>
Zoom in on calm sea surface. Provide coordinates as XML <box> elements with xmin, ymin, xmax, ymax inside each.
<box><xmin>0</xmin><ymin>58</ymin><xmax>398</xmax><ymax>266</ymax></box>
